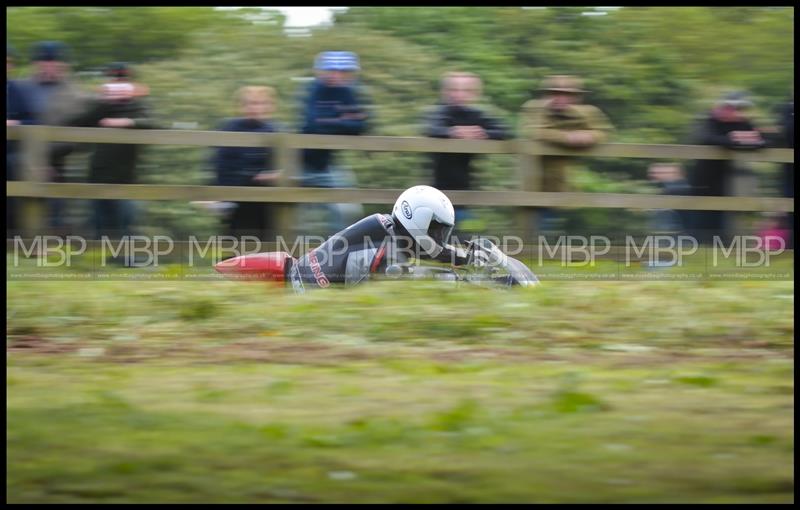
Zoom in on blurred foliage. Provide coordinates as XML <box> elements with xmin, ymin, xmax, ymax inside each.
<box><xmin>5</xmin><ymin>7</ymin><xmax>283</xmax><ymax>70</ymax></box>
<box><xmin>336</xmin><ymin>7</ymin><xmax>794</xmax><ymax>131</ymax></box>
<box><xmin>5</xmin><ymin>7</ymin><xmax>794</xmax><ymax>237</ymax></box>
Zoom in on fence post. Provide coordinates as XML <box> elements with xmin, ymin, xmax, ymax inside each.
<box><xmin>728</xmin><ymin>163</ymin><xmax>759</xmax><ymax>238</ymax></box>
<box><xmin>18</xmin><ymin>126</ymin><xmax>48</xmax><ymax>239</ymax></box>
<box><xmin>515</xmin><ymin>139</ymin><xmax>542</xmax><ymax>244</ymax></box>
<box><xmin>274</xmin><ymin>133</ymin><xmax>300</xmax><ymax>245</ymax></box>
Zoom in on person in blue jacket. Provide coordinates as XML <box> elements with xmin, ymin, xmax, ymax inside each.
<box><xmin>213</xmin><ymin>86</ymin><xmax>284</xmax><ymax>239</ymax></box>
<box><xmin>298</xmin><ymin>51</ymin><xmax>371</xmax><ymax>233</ymax></box>
<box><xmin>6</xmin><ymin>43</ymin><xmax>36</xmax><ymax>234</ymax></box>
<box><xmin>299</xmin><ymin>51</ymin><xmax>370</xmax><ymax>181</ymax></box>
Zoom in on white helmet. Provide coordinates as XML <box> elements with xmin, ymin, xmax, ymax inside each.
<box><xmin>392</xmin><ymin>185</ymin><xmax>455</xmax><ymax>258</ymax></box>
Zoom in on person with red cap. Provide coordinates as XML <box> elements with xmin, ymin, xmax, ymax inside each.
<box><xmin>64</xmin><ymin>62</ymin><xmax>157</xmax><ymax>243</ymax></box>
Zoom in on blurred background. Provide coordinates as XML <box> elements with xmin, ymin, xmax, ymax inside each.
<box><xmin>5</xmin><ymin>6</ymin><xmax>795</xmax><ymax>239</ymax></box>
<box><xmin>6</xmin><ymin>7</ymin><xmax>795</xmax><ymax>504</ymax></box>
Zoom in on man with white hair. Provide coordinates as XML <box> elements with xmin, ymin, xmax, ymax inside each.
<box><xmin>423</xmin><ymin>71</ymin><xmax>510</xmax><ymax>221</ymax></box>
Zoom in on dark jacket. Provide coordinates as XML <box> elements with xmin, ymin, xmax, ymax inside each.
<box><xmin>423</xmin><ymin>103</ymin><xmax>509</xmax><ymax>190</ymax></box>
<box><xmin>22</xmin><ymin>77</ymin><xmax>94</xmax><ymax>180</ymax></box>
<box><xmin>6</xmin><ymin>80</ymin><xmax>35</xmax><ymax>127</ymax></box>
<box><xmin>6</xmin><ymin>79</ymin><xmax>36</xmax><ymax>180</ymax></box>
<box><xmin>686</xmin><ymin>112</ymin><xmax>764</xmax><ymax>197</ymax></box>
<box><xmin>779</xmin><ymin>101</ymin><xmax>794</xmax><ymax>149</ymax></box>
<box><xmin>655</xmin><ymin>178</ymin><xmax>693</xmax><ymax>231</ymax></box>
<box><xmin>299</xmin><ymin>79</ymin><xmax>370</xmax><ymax>173</ymax></box>
<box><xmin>22</xmin><ymin>77</ymin><xmax>90</xmax><ymax>127</ymax></box>
<box><xmin>66</xmin><ymin>97</ymin><xmax>155</xmax><ymax>184</ymax></box>
<box><xmin>778</xmin><ymin>100</ymin><xmax>793</xmax><ymax>199</ymax></box>
<box><xmin>657</xmin><ymin>179</ymin><xmax>692</xmax><ymax>196</ymax></box>
<box><xmin>214</xmin><ymin>118</ymin><xmax>282</xmax><ymax>187</ymax></box>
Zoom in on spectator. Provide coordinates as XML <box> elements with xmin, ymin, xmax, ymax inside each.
<box><xmin>423</xmin><ymin>71</ymin><xmax>510</xmax><ymax>225</ymax></box>
<box><xmin>756</xmin><ymin>212</ymin><xmax>790</xmax><ymax>253</ymax></box>
<box><xmin>6</xmin><ymin>43</ymin><xmax>35</xmax><ymax>235</ymax></box>
<box><xmin>101</xmin><ymin>61</ymin><xmax>150</xmax><ymax>98</ymax></box>
<box><xmin>213</xmin><ymin>86</ymin><xmax>283</xmax><ymax>239</ymax></box>
<box><xmin>21</xmin><ymin>41</ymin><xmax>92</xmax><ymax>232</ymax></box>
<box><xmin>777</xmin><ymin>97</ymin><xmax>793</xmax><ymax>249</ymax></box>
<box><xmin>686</xmin><ymin>91</ymin><xmax>766</xmax><ymax>244</ymax></box>
<box><xmin>298</xmin><ymin>51</ymin><xmax>370</xmax><ymax>232</ymax></box>
<box><xmin>519</xmin><ymin>75</ymin><xmax>613</xmax><ymax>231</ymax></box>
<box><xmin>300</xmin><ymin>51</ymin><xmax>370</xmax><ymax>183</ymax></box>
<box><xmin>64</xmin><ymin>69</ymin><xmax>156</xmax><ymax>240</ymax></box>
<box><xmin>647</xmin><ymin>162</ymin><xmax>692</xmax><ymax>234</ymax></box>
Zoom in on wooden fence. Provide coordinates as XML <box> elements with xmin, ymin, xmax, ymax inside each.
<box><xmin>6</xmin><ymin>125</ymin><xmax>794</xmax><ymax>238</ymax></box>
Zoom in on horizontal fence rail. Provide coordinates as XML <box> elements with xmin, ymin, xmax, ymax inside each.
<box><xmin>6</xmin><ymin>125</ymin><xmax>795</xmax><ymax>238</ymax></box>
<box><xmin>6</xmin><ymin>126</ymin><xmax>796</xmax><ymax>162</ymax></box>
<box><xmin>5</xmin><ymin>182</ymin><xmax>794</xmax><ymax>212</ymax></box>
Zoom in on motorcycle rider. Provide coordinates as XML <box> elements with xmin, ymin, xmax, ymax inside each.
<box><xmin>287</xmin><ymin>185</ymin><xmax>472</xmax><ymax>291</ymax></box>
<box><xmin>287</xmin><ymin>185</ymin><xmax>476</xmax><ymax>292</ymax></box>
<box><xmin>214</xmin><ymin>184</ymin><xmax>535</xmax><ymax>291</ymax></box>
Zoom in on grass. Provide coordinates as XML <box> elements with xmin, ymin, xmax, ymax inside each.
<box><xmin>6</xmin><ymin>275</ymin><xmax>795</xmax><ymax>503</ymax></box>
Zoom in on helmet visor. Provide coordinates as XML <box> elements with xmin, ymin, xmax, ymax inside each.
<box><xmin>428</xmin><ymin>219</ymin><xmax>454</xmax><ymax>246</ymax></box>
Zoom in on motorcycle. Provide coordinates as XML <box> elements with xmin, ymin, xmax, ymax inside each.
<box><xmin>214</xmin><ymin>237</ymin><xmax>539</xmax><ymax>290</ymax></box>
<box><xmin>382</xmin><ymin>238</ymin><xmax>539</xmax><ymax>288</ymax></box>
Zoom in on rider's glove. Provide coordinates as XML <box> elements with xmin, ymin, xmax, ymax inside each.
<box><xmin>466</xmin><ymin>240</ymin><xmax>493</xmax><ymax>269</ymax></box>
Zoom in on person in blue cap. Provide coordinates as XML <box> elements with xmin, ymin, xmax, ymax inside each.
<box><xmin>299</xmin><ymin>51</ymin><xmax>370</xmax><ymax>177</ymax></box>
<box><xmin>298</xmin><ymin>51</ymin><xmax>371</xmax><ymax>232</ymax></box>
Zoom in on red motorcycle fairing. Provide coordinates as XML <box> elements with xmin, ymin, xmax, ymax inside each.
<box><xmin>214</xmin><ymin>251</ymin><xmax>294</xmax><ymax>284</ymax></box>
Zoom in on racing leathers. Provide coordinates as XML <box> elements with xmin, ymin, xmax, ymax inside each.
<box><xmin>287</xmin><ymin>213</ymin><xmax>470</xmax><ymax>293</ymax></box>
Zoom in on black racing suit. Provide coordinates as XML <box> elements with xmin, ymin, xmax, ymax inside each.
<box><xmin>287</xmin><ymin>213</ymin><xmax>470</xmax><ymax>293</ymax></box>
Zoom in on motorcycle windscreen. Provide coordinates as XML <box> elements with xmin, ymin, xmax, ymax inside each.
<box><xmin>504</xmin><ymin>256</ymin><xmax>540</xmax><ymax>287</ymax></box>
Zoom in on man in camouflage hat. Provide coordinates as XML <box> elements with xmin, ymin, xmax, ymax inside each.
<box><xmin>518</xmin><ymin>75</ymin><xmax>613</xmax><ymax>232</ymax></box>
<box><xmin>519</xmin><ymin>75</ymin><xmax>613</xmax><ymax>194</ymax></box>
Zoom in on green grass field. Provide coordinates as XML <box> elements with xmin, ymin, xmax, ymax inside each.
<box><xmin>6</xmin><ymin>277</ymin><xmax>794</xmax><ymax>503</ymax></box>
